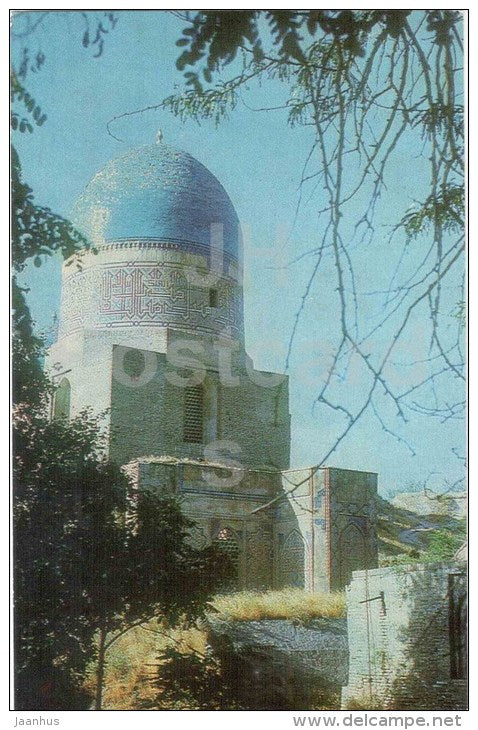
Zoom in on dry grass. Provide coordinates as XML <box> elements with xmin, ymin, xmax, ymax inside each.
<box><xmin>83</xmin><ymin>622</ymin><xmax>208</xmax><ymax>710</ymax></box>
<box><xmin>166</xmin><ymin>625</ymin><xmax>208</xmax><ymax>655</ymax></box>
<box><xmin>211</xmin><ymin>588</ymin><xmax>346</xmax><ymax>622</ymax></box>
<box><xmin>84</xmin><ymin>625</ymin><xmax>162</xmax><ymax>710</ymax></box>
<box><xmin>84</xmin><ymin>590</ymin><xmax>345</xmax><ymax>709</ymax></box>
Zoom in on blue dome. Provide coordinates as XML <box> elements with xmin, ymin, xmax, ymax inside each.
<box><xmin>72</xmin><ymin>143</ymin><xmax>240</xmax><ymax>262</ymax></box>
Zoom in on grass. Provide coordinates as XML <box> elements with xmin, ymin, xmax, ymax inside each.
<box><xmin>84</xmin><ymin>589</ymin><xmax>346</xmax><ymax>709</ymax></box>
<box><xmin>210</xmin><ymin>588</ymin><xmax>346</xmax><ymax>622</ymax></box>
<box><xmin>83</xmin><ymin>625</ymin><xmax>160</xmax><ymax>710</ymax></box>
<box><xmin>344</xmin><ymin>693</ymin><xmax>386</xmax><ymax>711</ymax></box>
<box><xmin>83</xmin><ymin>622</ymin><xmax>208</xmax><ymax>710</ymax></box>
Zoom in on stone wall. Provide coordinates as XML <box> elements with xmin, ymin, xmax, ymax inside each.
<box><xmin>206</xmin><ymin>617</ymin><xmax>348</xmax><ymax>710</ymax></box>
<box><xmin>342</xmin><ymin>562</ymin><xmax>468</xmax><ymax>710</ymax></box>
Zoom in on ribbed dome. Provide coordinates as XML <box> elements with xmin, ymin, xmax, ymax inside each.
<box><xmin>71</xmin><ymin>142</ymin><xmax>240</xmax><ymax>261</ymax></box>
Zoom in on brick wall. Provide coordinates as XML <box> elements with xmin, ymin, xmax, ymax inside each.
<box><xmin>109</xmin><ymin>341</ymin><xmax>290</xmax><ymax>470</ymax></box>
<box><xmin>342</xmin><ymin>562</ymin><xmax>468</xmax><ymax>710</ymax></box>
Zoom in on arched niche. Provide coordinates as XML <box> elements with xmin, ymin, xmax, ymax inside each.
<box><xmin>337</xmin><ymin>523</ymin><xmax>367</xmax><ymax>588</ymax></box>
<box><xmin>214</xmin><ymin>526</ymin><xmax>240</xmax><ymax>587</ymax></box>
<box><xmin>278</xmin><ymin>529</ymin><xmax>306</xmax><ymax>589</ymax></box>
<box><xmin>53</xmin><ymin>377</ymin><xmax>71</xmax><ymax>421</ymax></box>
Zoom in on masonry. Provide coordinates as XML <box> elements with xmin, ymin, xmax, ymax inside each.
<box><xmin>342</xmin><ymin>562</ymin><xmax>468</xmax><ymax>710</ymax></box>
<box><xmin>46</xmin><ymin>137</ymin><xmax>379</xmax><ymax>592</ymax></box>
<box><xmin>124</xmin><ymin>458</ymin><xmax>378</xmax><ymax>591</ymax></box>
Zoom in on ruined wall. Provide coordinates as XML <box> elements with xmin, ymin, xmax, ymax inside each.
<box><xmin>327</xmin><ymin>469</ymin><xmax>378</xmax><ymax>591</ymax></box>
<box><xmin>342</xmin><ymin>562</ymin><xmax>468</xmax><ymax>710</ymax></box>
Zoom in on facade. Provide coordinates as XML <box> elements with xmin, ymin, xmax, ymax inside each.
<box><xmin>46</xmin><ymin>137</ymin><xmax>378</xmax><ymax>591</ymax></box>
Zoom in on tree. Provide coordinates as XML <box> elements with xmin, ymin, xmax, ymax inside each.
<box><xmin>12</xmin><ymin>10</ymin><xmax>465</xmax><ymax>493</ymax></box>
<box><xmin>146</xmin><ymin>643</ymin><xmax>244</xmax><ymax>710</ymax></box>
<box><xmin>87</xmin><ymin>489</ymin><xmax>229</xmax><ymax>711</ymax></box>
<box><xmin>13</xmin><ymin>406</ymin><xmax>114</xmax><ymax>709</ymax></box>
<box><xmin>14</xmin><ymin>398</ymin><xmax>230</xmax><ymax>710</ymax></box>
<box><xmin>11</xmin><ymin>145</ymin><xmax>88</xmax><ymax>408</ymax></box>
<box><xmin>11</xmin><ymin>14</ymin><xmax>230</xmax><ymax>709</ymax></box>
<box><xmin>108</xmin><ymin>9</ymin><xmax>465</xmax><ymax>498</ymax></box>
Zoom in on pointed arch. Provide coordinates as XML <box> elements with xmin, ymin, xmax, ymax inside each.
<box><xmin>278</xmin><ymin>529</ymin><xmax>306</xmax><ymax>588</ymax></box>
<box><xmin>53</xmin><ymin>377</ymin><xmax>71</xmax><ymax>421</ymax></box>
<box><xmin>214</xmin><ymin>526</ymin><xmax>240</xmax><ymax>587</ymax></box>
<box><xmin>337</xmin><ymin>523</ymin><xmax>367</xmax><ymax>588</ymax></box>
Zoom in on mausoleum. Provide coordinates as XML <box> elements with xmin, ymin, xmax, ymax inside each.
<box><xmin>46</xmin><ymin>136</ymin><xmax>378</xmax><ymax>590</ymax></box>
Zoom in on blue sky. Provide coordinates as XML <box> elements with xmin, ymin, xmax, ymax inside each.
<box><xmin>11</xmin><ymin>10</ymin><xmax>465</xmax><ymax>495</ymax></box>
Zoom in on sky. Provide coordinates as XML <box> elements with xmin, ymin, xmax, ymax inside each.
<box><xmin>11</xmin><ymin>10</ymin><xmax>466</xmax><ymax>496</ymax></box>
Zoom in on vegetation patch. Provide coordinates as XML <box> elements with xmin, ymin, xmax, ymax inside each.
<box><xmin>210</xmin><ymin>588</ymin><xmax>346</xmax><ymax>622</ymax></box>
<box><xmin>84</xmin><ymin>623</ymin><xmax>208</xmax><ymax>710</ymax></box>
<box><xmin>86</xmin><ymin>591</ymin><xmax>346</xmax><ymax>709</ymax></box>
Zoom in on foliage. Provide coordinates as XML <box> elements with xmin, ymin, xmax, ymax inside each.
<box><xmin>10</xmin><ymin>111</ymin><xmax>90</xmax><ymax>412</ymax></box>
<box><xmin>379</xmin><ymin>551</ymin><xmax>422</xmax><ymax>568</ymax></box>
<box><xmin>11</xmin><ymin>145</ymin><xmax>88</xmax><ymax>273</ymax></box>
<box><xmin>11</xmin><ymin>15</ymin><xmax>231</xmax><ymax>709</ymax></box>
<box><xmin>172</xmin><ymin>11</ymin><xmax>419</xmax><ymax>91</ymax></box>
<box><xmin>10</xmin><ymin>12</ymin><xmax>120</xmax><ymax>271</ymax></box>
<box><xmin>12</xmin><ymin>278</ymin><xmax>47</xmax><ymax>407</ymax></box>
<box><xmin>146</xmin><ymin>9</ymin><xmax>466</xmax><ymax>500</ymax></box>
<box><xmin>10</xmin><ymin>13</ymin><xmax>119</xmax><ymax>403</ymax></box>
<box><xmin>13</xmin><ymin>406</ymin><xmax>117</xmax><ymax>708</ymax></box>
<box><xmin>147</xmin><ymin>644</ymin><xmax>244</xmax><ymax>710</ymax></box>
<box><xmin>11</xmin><ymin>71</ymin><xmax>47</xmax><ymax>134</ymax></box>
<box><xmin>379</xmin><ymin>518</ymin><xmax>466</xmax><ymax>567</ymax></box>
<box><xmin>11</xmin><ymin>12</ymin><xmax>118</xmax><ymax>78</ymax></box>
<box><xmin>424</xmin><ymin>525</ymin><xmax>466</xmax><ymax>562</ymax></box>
<box><xmin>82</xmin><ymin>623</ymin><xmax>206</xmax><ymax>710</ymax></box>
<box><xmin>13</xmin><ymin>400</ymin><xmax>231</xmax><ymax>709</ymax></box>
<box><xmin>211</xmin><ymin>588</ymin><xmax>346</xmax><ymax>622</ymax></box>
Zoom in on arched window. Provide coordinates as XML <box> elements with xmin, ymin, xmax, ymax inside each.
<box><xmin>184</xmin><ymin>383</ymin><xmax>204</xmax><ymax>443</ymax></box>
<box><xmin>214</xmin><ymin>527</ymin><xmax>240</xmax><ymax>586</ymax></box>
<box><xmin>53</xmin><ymin>377</ymin><xmax>71</xmax><ymax>421</ymax></box>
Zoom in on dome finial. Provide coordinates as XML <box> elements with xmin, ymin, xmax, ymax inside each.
<box><xmin>156</xmin><ymin>128</ymin><xmax>163</xmax><ymax>144</ymax></box>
